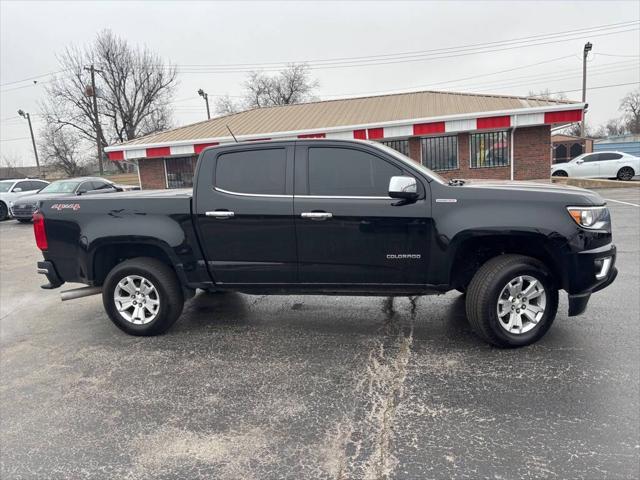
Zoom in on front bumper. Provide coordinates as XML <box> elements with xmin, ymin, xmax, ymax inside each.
<box><xmin>566</xmin><ymin>243</ymin><xmax>617</xmax><ymax>316</ymax></box>
<box><xmin>37</xmin><ymin>260</ymin><xmax>64</xmax><ymax>289</ymax></box>
<box><xmin>10</xmin><ymin>203</ymin><xmax>36</xmax><ymax>219</ymax></box>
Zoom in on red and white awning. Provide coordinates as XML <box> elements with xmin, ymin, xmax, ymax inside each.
<box><xmin>105</xmin><ymin>104</ymin><xmax>583</xmax><ymax>161</ymax></box>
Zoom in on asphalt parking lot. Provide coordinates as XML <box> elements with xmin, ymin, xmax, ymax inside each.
<box><xmin>1</xmin><ymin>188</ymin><xmax>638</xmax><ymax>479</ymax></box>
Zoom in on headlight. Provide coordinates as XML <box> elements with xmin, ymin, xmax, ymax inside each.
<box><xmin>567</xmin><ymin>206</ymin><xmax>609</xmax><ymax>229</ymax></box>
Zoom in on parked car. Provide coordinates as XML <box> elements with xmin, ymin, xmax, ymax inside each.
<box><xmin>0</xmin><ymin>178</ymin><xmax>49</xmax><ymax>220</ymax></box>
<box><xmin>10</xmin><ymin>177</ymin><xmax>122</xmax><ymax>222</ymax></box>
<box><xmin>551</xmin><ymin>151</ymin><xmax>639</xmax><ymax>180</ymax></box>
<box><xmin>34</xmin><ymin>140</ymin><xmax>617</xmax><ymax>348</ymax></box>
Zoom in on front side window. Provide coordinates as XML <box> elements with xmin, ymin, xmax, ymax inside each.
<box><xmin>308</xmin><ymin>147</ymin><xmax>402</xmax><ymax>197</ymax></box>
<box><xmin>582</xmin><ymin>154</ymin><xmax>600</xmax><ymax>162</ymax></box>
<box><xmin>13</xmin><ymin>181</ymin><xmax>31</xmax><ymax>191</ymax></box>
<box><xmin>470</xmin><ymin>131</ymin><xmax>510</xmax><ymax>168</ymax></box>
<box><xmin>421</xmin><ymin>135</ymin><xmax>458</xmax><ymax>171</ymax></box>
<box><xmin>40</xmin><ymin>180</ymin><xmax>80</xmax><ymax>193</ymax></box>
<box><xmin>216</xmin><ymin>148</ymin><xmax>287</xmax><ymax>195</ymax></box>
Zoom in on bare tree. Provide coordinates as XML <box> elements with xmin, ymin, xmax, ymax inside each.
<box><xmin>41</xmin><ymin>30</ymin><xmax>177</xmax><ymax>172</ymax></box>
<box><xmin>244</xmin><ymin>64</ymin><xmax>318</xmax><ymax>108</ymax></box>
<box><xmin>619</xmin><ymin>89</ymin><xmax>640</xmax><ymax>134</ymax></box>
<box><xmin>214</xmin><ymin>63</ymin><xmax>318</xmax><ymax>116</ymax></box>
<box><xmin>528</xmin><ymin>89</ymin><xmax>568</xmax><ymax>102</ymax></box>
<box><xmin>594</xmin><ymin>118</ymin><xmax>627</xmax><ymax>138</ymax></box>
<box><xmin>39</xmin><ymin>125</ymin><xmax>89</xmax><ymax>177</ymax></box>
<box><xmin>0</xmin><ymin>154</ymin><xmax>22</xmax><ymax>178</ymax></box>
<box><xmin>214</xmin><ymin>94</ymin><xmax>241</xmax><ymax>115</ymax></box>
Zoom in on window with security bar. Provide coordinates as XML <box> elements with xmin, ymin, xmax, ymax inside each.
<box><xmin>165</xmin><ymin>157</ymin><xmax>198</xmax><ymax>188</ymax></box>
<box><xmin>421</xmin><ymin>135</ymin><xmax>458</xmax><ymax>171</ymax></box>
<box><xmin>470</xmin><ymin>131</ymin><xmax>510</xmax><ymax>168</ymax></box>
<box><xmin>379</xmin><ymin>139</ymin><xmax>410</xmax><ymax>157</ymax></box>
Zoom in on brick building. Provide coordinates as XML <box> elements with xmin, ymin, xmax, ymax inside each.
<box><xmin>105</xmin><ymin>90</ymin><xmax>584</xmax><ymax>189</ymax></box>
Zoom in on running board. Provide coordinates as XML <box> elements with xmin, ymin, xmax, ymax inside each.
<box><xmin>60</xmin><ymin>286</ymin><xmax>102</xmax><ymax>301</ymax></box>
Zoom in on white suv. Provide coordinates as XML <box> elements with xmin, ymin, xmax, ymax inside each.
<box><xmin>551</xmin><ymin>151</ymin><xmax>639</xmax><ymax>181</ymax></box>
<box><xmin>0</xmin><ymin>178</ymin><xmax>50</xmax><ymax>220</ymax></box>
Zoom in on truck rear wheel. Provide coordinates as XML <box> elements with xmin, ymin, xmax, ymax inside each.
<box><xmin>102</xmin><ymin>257</ymin><xmax>184</xmax><ymax>336</ymax></box>
<box><xmin>466</xmin><ymin>254</ymin><xmax>558</xmax><ymax>348</ymax></box>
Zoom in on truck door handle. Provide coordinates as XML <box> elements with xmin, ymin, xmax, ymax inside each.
<box><xmin>301</xmin><ymin>212</ymin><xmax>332</xmax><ymax>220</ymax></box>
<box><xmin>206</xmin><ymin>210</ymin><xmax>235</xmax><ymax>219</ymax></box>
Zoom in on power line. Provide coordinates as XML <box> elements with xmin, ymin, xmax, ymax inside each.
<box><xmin>0</xmin><ymin>136</ymin><xmax>29</xmax><ymax>142</ymax></box>
<box><xmin>319</xmin><ymin>59</ymin><xmax>638</xmax><ymax>99</ymax></box>
<box><xmin>171</xmin><ymin>24</ymin><xmax>639</xmax><ymax>73</ymax></box>
<box><xmin>0</xmin><ymin>69</ymin><xmax>70</xmax><ymax>87</ymax></box>
<box><xmin>1</xmin><ymin>21</ymin><xmax>637</xmax><ymax>97</ymax></box>
<box><xmin>170</xmin><ymin>20</ymin><xmax>639</xmax><ymax>70</ymax></box>
<box><xmin>595</xmin><ymin>52</ymin><xmax>640</xmax><ymax>58</ymax></box>
<box><xmin>547</xmin><ymin>82</ymin><xmax>639</xmax><ymax>96</ymax></box>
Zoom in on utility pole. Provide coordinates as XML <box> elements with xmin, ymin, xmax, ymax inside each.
<box><xmin>17</xmin><ymin>109</ymin><xmax>40</xmax><ymax>175</ymax></box>
<box><xmin>581</xmin><ymin>42</ymin><xmax>592</xmax><ymax>137</ymax></box>
<box><xmin>84</xmin><ymin>64</ymin><xmax>104</xmax><ymax>175</ymax></box>
<box><xmin>198</xmin><ymin>88</ymin><xmax>211</xmax><ymax>119</ymax></box>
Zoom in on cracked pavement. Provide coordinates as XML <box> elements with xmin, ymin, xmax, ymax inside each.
<box><xmin>1</xmin><ymin>188</ymin><xmax>639</xmax><ymax>479</ymax></box>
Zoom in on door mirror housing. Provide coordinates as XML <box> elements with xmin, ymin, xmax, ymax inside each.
<box><xmin>575</xmin><ymin>159</ymin><xmax>584</xmax><ymax>164</ymax></box>
<box><xmin>388</xmin><ymin>176</ymin><xmax>418</xmax><ymax>200</ymax></box>
<box><xmin>12</xmin><ymin>187</ymin><xmax>22</xmax><ymax>192</ymax></box>
<box><xmin>76</xmin><ymin>189</ymin><xmax>88</xmax><ymax>195</ymax></box>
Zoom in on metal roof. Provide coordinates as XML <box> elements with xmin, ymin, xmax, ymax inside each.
<box><xmin>115</xmin><ymin>90</ymin><xmax>575</xmax><ymax>148</ymax></box>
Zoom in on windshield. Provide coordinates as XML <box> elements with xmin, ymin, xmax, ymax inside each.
<box><xmin>372</xmin><ymin>142</ymin><xmax>447</xmax><ymax>184</ymax></box>
<box><xmin>40</xmin><ymin>180</ymin><xmax>81</xmax><ymax>194</ymax></box>
<box><xmin>0</xmin><ymin>181</ymin><xmax>13</xmax><ymax>193</ymax></box>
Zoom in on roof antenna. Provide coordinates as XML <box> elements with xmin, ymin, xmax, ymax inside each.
<box><xmin>226</xmin><ymin>125</ymin><xmax>238</xmax><ymax>143</ymax></box>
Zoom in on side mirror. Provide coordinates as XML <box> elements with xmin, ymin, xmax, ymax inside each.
<box><xmin>388</xmin><ymin>176</ymin><xmax>418</xmax><ymax>200</ymax></box>
<box><xmin>12</xmin><ymin>187</ymin><xmax>22</xmax><ymax>192</ymax></box>
<box><xmin>76</xmin><ymin>189</ymin><xmax>87</xmax><ymax>195</ymax></box>
<box><xmin>575</xmin><ymin>159</ymin><xmax>584</xmax><ymax>164</ymax></box>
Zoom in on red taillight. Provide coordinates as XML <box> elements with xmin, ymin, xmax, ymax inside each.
<box><xmin>33</xmin><ymin>210</ymin><xmax>48</xmax><ymax>251</ymax></box>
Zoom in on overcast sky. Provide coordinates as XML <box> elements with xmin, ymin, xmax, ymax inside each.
<box><xmin>1</xmin><ymin>0</ymin><xmax>639</xmax><ymax>166</ymax></box>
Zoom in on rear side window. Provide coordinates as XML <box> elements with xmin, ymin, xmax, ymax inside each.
<box><xmin>308</xmin><ymin>147</ymin><xmax>402</xmax><ymax>196</ymax></box>
<box><xmin>215</xmin><ymin>148</ymin><xmax>287</xmax><ymax>195</ymax></box>
<box><xmin>599</xmin><ymin>153</ymin><xmax>623</xmax><ymax>161</ymax></box>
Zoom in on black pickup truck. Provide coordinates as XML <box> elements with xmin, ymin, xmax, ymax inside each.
<box><xmin>34</xmin><ymin>140</ymin><xmax>617</xmax><ymax>347</ymax></box>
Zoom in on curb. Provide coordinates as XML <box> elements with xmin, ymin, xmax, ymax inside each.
<box><xmin>551</xmin><ymin>177</ymin><xmax>639</xmax><ymax>189</ymax></box>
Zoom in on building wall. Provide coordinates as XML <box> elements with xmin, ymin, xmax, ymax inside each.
<box><xmin>512</xmin><ymin>125</ymin><xmax>551</xmax><ymax>180</ymax></box>
<box><xmin>432</xmin><ymin>125</ymin><xmax>550</xmax><ymax>181</ymax></box>
<box><xmin>138</xmin><ymin>158</ymin><xmax>166</xmax><ymax>189</ymax></box>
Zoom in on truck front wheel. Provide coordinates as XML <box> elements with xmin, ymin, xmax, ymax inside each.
<box><xmin>466</xmin><ymin>254</ymin><xmax>558</xmax><ymax>348</ymax></box>
<box><xmin>102</xmin><ymin>257</ymin><xmax>184</xmax><ymax>336</ymax></box>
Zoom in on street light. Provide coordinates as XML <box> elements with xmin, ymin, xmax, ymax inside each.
<box><xmin>18</xmin><ymin>109</ymin><xmax>40</xmax><ymax>174</ymax></box>
<box><xmin>581</xmin><ymin>42</ymin><xmax>593</xmax><ymax>137</ymax></box>
<box><xmin>198</xmin><ymin>88</ymin><xmax>211</xmax><ymax>120</ymax></box>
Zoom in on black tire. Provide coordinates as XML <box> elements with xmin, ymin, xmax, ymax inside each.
<box><xmin>0</xmin><ymin>202</ymin><xmax>8</xmax><ymax>221</ymax></box>
<box><xmin>466</xmin><ymin>254</ymin><xmax>558</xmax><ymax>348</ymax></box>
<box><xmin>16</xmin><ymin>218</ymin><xmax>31</xmax><ymax>224</ymax></box>
<box><xmin>617</xmin><ymin>166</ymin><xmax>635</xmax><ymax>181</ymax></box>
<box><xmin>552</xmin><ymin>170</ymin><xmax>568</xmax><ymax>177</ymax></box>
<box><xmin>102</xmin><ymin>257</ymin><xmax>184</xmax><ymax>336</ymax></box>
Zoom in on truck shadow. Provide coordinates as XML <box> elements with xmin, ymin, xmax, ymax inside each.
<box><xmin>176</xmin><ymin>290</ymin><xmax>485</xmax><ymax>348</ymax></box>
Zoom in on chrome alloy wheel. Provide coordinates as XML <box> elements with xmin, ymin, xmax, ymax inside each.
<box><xmin>496</xmin><ymin>275</ymin><xmax>546</xmax><ymax>335</ymax></box>
<box><xmin>114</xmin><ymin>275</ymin><xmax>160</xmax><ymax>325</ymax></box>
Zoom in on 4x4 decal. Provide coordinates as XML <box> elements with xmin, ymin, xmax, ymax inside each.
<box><xmin>51</xmin><ymin>203</ymin><xmax>81</xmax><ymax>211</ymax></box>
